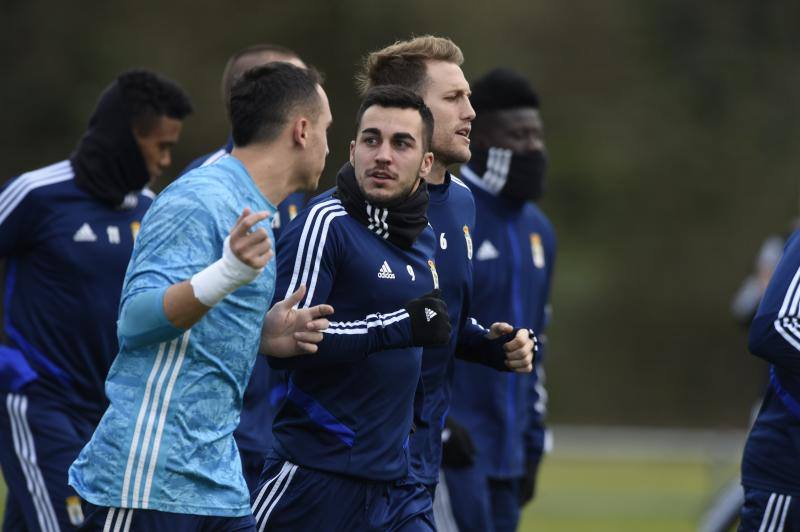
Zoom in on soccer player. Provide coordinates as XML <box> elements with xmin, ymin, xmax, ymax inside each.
<box><xmin>184</xmin><ymin>43</ymin><xmax>309</xmax><ymax>237</ymax></box>
<box><xmin>0</xmin><ymin>69</ymin><xmax>191</xmax><ymax>531</ymax></box>
<box><xmin>356</xmin><ymin>36</ymin><xmax>538</xmax><ymax>530</ymax></box>
<box><xmin>250</xmin><ymin>85</ymin><xmax>453</xmax><ymax>531</ymax></box>
<box><xmin>181</xmin><ymin>43</ymin><xmax>311</xmax><ymax>492</ymax></box>
<box><xmin>68</xmin><ymin>63</ymin><xmax>334</xmax><ymax>531</ymax></box>
<box><xmin>739</xmin><ymin>228</ymin><xmax>800</xmax><ymax>529</ymax></box>
<box><xmin>445</xmin><ymin>68</ymin><xmax>556</xmax><ymax>532</ymax></box>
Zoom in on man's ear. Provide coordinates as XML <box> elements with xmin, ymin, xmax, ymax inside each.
<box><xmin>292</xmin><ymin>117</ymin><xmax>310</xmax><ymax>147</ymax></box>
<box><xmin>349</xmin><ymin>140</ymin><xmax>356</xmax><ymax>166</ymax></box>
<box><xmin>131</xmin><ymin>124</ymin><xmax>146</xmax><ymax>143</ymax></box>
<box><xmin>418</xmin><ymin>151</ymin><xmax>434</xmax><ymax>179</ymax></box>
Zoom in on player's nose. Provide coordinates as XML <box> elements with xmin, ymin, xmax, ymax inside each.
<box><xmin>375</xmin><ymin>143</ymin><xmax>392</xmax><ymax>164</ymax></box>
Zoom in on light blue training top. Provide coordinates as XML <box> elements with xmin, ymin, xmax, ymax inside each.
<box><xmin>69</xmin><ymin>154</ymin><xmax>276</xmax><ymax>516</ymax></box>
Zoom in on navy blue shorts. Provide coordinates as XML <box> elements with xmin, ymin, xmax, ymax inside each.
<box><xmin>78</xmin><ymin>502</ymin><xmax>255</xmax><ymax>532</ymax></box>
<box><xmin>250</xmin><ymin>458</ymin><xmax>434</xmax><ymax>531</ymax></box>
<box><xmin>0</xmin><ymin>388</ymin><xmax>97</xmax><ymax>531</ymax></box>
<box><xmin>740</xmin><ymin>487</ymin><xmax>799</xmax><ymax>532</ymax></box>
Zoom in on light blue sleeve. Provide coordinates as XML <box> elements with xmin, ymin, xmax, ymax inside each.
<box><xmin>120</xmin><ymin>178</ymin><xmax>234</xmax><ymax>310</ymax></box>
<box><xmin>117</xmin><ymin>286</ymin><xmax>184</xmax><ymax>349</ymax></box>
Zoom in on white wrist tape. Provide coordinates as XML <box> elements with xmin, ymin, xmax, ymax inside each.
<box><xmin>190</xmin><ymin>236</ymin><xmax>264</xmax><ymax>307</ymax></box>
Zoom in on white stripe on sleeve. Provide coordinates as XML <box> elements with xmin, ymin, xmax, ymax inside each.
<box><xmin>284</xmin><ymin>199</ymin><xmax>344</xmax><ymax>301</ymax></box>
<box><xmin>774</xmin><ymin>265</ymin><xmax>800</xmax><ymax>350</ymax></box>
<box><xmin>0</xmin><ymin>161</ymin><xmax>73</xmax><ymax>226</ymax></box>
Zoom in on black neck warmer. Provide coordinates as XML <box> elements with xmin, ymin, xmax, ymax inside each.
<box><xmin>468</xmin><ymin>147</ymin><xmax>547</xmax><ymax>203</ymax></box>
<box><xmin>70</xmin><ymin>80</ymin><xmax>150</xmax><ymax>208</ymax></box>
<box><xmin>333</xmin><ymin>162</ymin><xmax>429</xmax><ymax>249</ymax></box>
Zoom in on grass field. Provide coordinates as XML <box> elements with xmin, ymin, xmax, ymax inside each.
<box><xmin>516</xmin><ymin>425</ymin><xmax>743</xmax><ymax>531</ymax></box>
<box><xmin>0</xmin><ymin>426</ymin><xmax>743</xmax><ymax>530</ymax></box>
<box><xmin>518</xmin><ymin>456</ymin><xmax>728</xmax><ymax>531</ymax></box>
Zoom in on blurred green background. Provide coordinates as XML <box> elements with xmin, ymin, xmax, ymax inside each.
<box><xmin>2</xmin><ymin>0</ymin><xmax>799</xmax><ymax>527</ymax></box>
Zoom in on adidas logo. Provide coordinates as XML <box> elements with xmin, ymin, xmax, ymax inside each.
<box><xmin>475</xmin><ymin>240</ymin><xmax>499</xmax><ymax>261</ymax></box>
<box><xmin>73</xmin><ymin>223</ymin><xmax>97</xmax><ymax>242</ymax></box>
<box><xmin>378</xmin><ymin>260</ymin><xmax>395</xmax><ymax>279</ymax></box>
<box><xmin>424</xmin><ymin>308</ymin><xmax>437</xmax><ymax>322</ymax></box>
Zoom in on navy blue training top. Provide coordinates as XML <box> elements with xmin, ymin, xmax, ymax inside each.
<box><xmin>448</xmin><ymin>165</ymin><xmax>557</xmax><ymax>478</ymax></box>
<box><xmin>0</xmin><ymin>160</ymin><xmax>151</xmax><ymax>417</ymax></box>
<box><xmin>267</xmin><ymin>189</ymin><xmax>438</xmax><ymax>481</ymax></box>
<box><xmin>407</xmin><ymin>173</ymin><xmax>493</xmax><ymax>485</ymax></box>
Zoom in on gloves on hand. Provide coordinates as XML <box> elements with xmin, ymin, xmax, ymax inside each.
<box><xmin>405</xmin><ymin>290</ymin><xmax>451</xmax><ymax>346</ymax></box>
<box><xmin>441</xmin><ymin>416</ymin><xmax>476</xmax><ymax>468</ymax></box>
<box><xmin>518</xmin><ymin>458</ymin><xmax>540</xmax><ymax>506</ymax></box>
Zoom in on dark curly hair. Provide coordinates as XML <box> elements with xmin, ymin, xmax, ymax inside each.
<box><xmin>117</xmin><ymin>69</ymin><xmax>193</xmax><ymax>133</ymax></box>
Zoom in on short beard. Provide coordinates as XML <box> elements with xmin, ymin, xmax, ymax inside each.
<box><xmin>363</xmin><ymin>178</ymin><xmax>419</xmax><ymax>208</ymax></box>
<box><xmin>433</xmin><ymin>143</ymin><xmax>470</xmax><ymax>168</ymax></box>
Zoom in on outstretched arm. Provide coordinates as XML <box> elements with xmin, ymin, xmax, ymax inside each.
<box><xmin>268</xmin><ymin>290</ymin><xmax>451</xmax><ymax>369</ymax></box>
<box><xmin>118</xmin><ymin>208</ymin><xmax>273</xmax><ymax>349</ymax></box>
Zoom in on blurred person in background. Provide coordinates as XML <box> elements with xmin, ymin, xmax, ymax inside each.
<box><xmin>734</xmin><ymin>218</ymin><xmax>800</xmax><ymax>531</ymax></box>
<box><xmin>0</xmin><ymin>69</ymin><xmax>192</xmax><ymax>531</ymax></box>
<box><xmin>183</xmin><ymin>43</ymin><xmax>308</xmax><ymax>238</ymax></box>
<box><xmin>356</xmin><ymin>36</ymin><xmax>537</xmax><ymax>532</ymax></box>
<box><xmin>443</xmin><ymin>68</ymin><xmax>556</xmax><ymax>532</ymax></box>
<box><xmin>180</xmin><ymin>43</ymin><xmax>310</xmax><ymax>493</ymax></box>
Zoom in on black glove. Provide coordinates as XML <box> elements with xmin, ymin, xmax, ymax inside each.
<box><xmin>441</xmin><ymin>417</ymin><xmax>476</xmax><ymax>468</ymax></box>
<box><xmin>404</xmin><ymin>290</ymin><xmax>451</xmax><ymax>346</ymax></box>
<box><xmin>518</xmin><ymin>458</ymin><xmax>540</xmax><ymax>506</ymax></box>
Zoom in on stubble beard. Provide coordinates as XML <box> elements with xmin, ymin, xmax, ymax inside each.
<box><xmin>432</xmin><ymin>138</ymin><xmax>470</xmax><ymax>168</ymax></box>
<box><xmin>362</xmin><ymin>178</ymin><xmax>418</xmax><ymax>208</ymax></box>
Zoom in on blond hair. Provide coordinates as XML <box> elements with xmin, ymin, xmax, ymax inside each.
<box><xmin>356</xmin><ymin>35</ymin><xmax>464</xmax><ymax>96</ymax></box>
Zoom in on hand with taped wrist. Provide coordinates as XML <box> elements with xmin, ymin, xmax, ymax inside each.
<box><xmin>191</xmin><ymin>208</ymin><xmax>273</xmax><ymax>307</ymax></box>
<box><xmin>404</xmin><ymin>290</ymin><xmax>451</xmax><ymax>346</ymax></box>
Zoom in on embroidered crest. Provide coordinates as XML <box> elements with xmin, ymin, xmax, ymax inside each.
<box><xmin>463</xmin><ymin>225</ymin><xmax>473</xmax><ymax>260</ymax></box>
<box><xmin>531</xmin><ymin>233</ymin><xmax>545</xmax><ymax>268</ymax></box>
<box><xmin>428</xmin><ymin>259</ymin><xmax>440</xmax><ymax>290</ymax></box>
<box><xmin>66</xmin><ymin>495</ymin><xmax>84</xmax><ymax>526</ymax></box>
